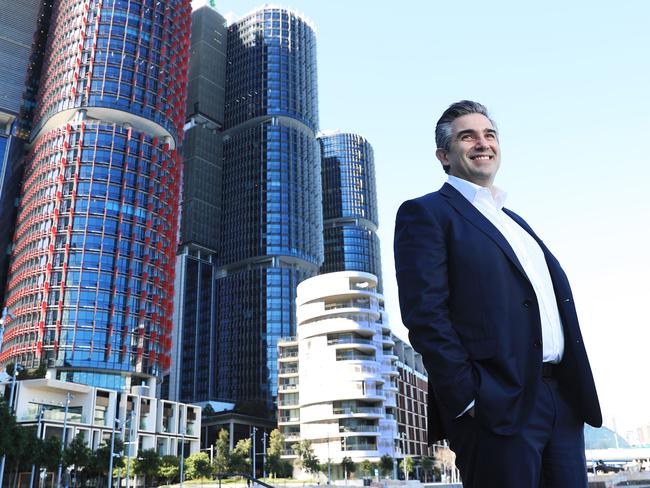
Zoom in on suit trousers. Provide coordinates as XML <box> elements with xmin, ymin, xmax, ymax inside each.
<box><xmin>445</xmin><ymin>377</ymin><xmax>587</xmax><ymax>488</ymax></box>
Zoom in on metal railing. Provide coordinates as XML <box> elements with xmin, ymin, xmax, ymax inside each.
<box><xmin>333</xmin><ymin>407</ymin><xmax>383</xmax><ymax>415</ymax></box>
<box><xmin>328</xmin><ymin>337</ymin><xmax>375</xmax><ymax>346</ymax></box>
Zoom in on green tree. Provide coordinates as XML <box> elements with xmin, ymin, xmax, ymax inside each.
<box><xmin>185</xmin><ymin>452</ymin><xmax>213</xmax><ymax>480</ymax></box>
<box><xmin>0</xmin><ymin>399</ymin><xmax>16</xmax><ymax>457</ymax></box>
<box><xmin>7</xmin><ymin>425</ymin><xmax>40</xmax><ymax>480</ymax></box>
<box><xmin>40</xmin><ymin>436</ymin><xmax>62</xmax><ymax>471</ymax></box>
<box><xmin>89</xmin><ymin>437</ymin><xmax>124</xmax><ymax>486</ymax></box>
<box><xmin>265</xmin><ymin>429</ymin><xmax>286</xmax><ymax>478</ymax></box>
<box><xmin>420</xmin><ymin>456</ymin><xmax>434</xmax><ymax>482</ymax></box>
<box><xmin>63</xmin><ymin>434</ymin><xmax>91</xmax><ymax>488</ymax></box>
<box><xmin>360</xmin><ymin>460</ymin><xmax>373</xmax><ymax>478</ymax></box>
<box><xmin>291</xmin><ymin>440</ymin><xmax>319</xmax><ymax>476</ymax></box>
<box><xmin>379</xmin><ymin>455</ymin><xmax>393</xmax><ymax>478</ymax></box>
<box><xmin>158</xmin><ymin>455</ymin><xmax>180</xmax><ymax>485</ymax></box>
<box><xmin>133</xmin><ymin>449</ymin><xmax>160</xmax><ymax>487</ymax></box>
<box><xmin>400</xmin><ymin>456</ymin><xmax>414</xmax><ymax>481</ymax></box>
<box><xmin>212</xmin><ymin>429</ymin><xmax>230</xmax><ymax>478</ymax></box>
<box><xmin>229</xmin><ymin>438</ymin><xmax>251</xmax><ymax>473</ymax></box>
<box><xmin>341</xmin><ymin>457</ymin><xmax>356</xmax><ymax>480</ymax></box>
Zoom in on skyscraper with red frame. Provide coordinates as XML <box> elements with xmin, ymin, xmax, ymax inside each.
<box><xmin>0</xmin><ymin>0</ymin><xmax>192</xmax><ymax>391</ymax></box>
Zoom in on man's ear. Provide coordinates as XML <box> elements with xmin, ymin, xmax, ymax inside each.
<box><xmin>436</xmin><ymin>148</ymin><xmax>449</xmax><ymax>171</ymax></box>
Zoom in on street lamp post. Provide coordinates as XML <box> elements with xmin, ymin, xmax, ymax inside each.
<box><xmin>0</xmin><ymin>363</ymin><xmax>23</xmax><ymax>488</ymax></box>
<box><xmin>116</xmin><ymin>412</ymin><xmax>127</xmax><ymax>488</ymax></box>
<box><xmin>125</xmin><ymin>410</ymin><xmax>135</xmax><ymax>488</ymax></box>
<box><xmin>179</xmin><ymin>427</ymin><xmax>186</xmax><ymax>488</ymax></box>
<box><xmin>56</xmin><ymin>392</ymin><xmax>72</xmax><ymax>488</ymax></box>
<box><xmin>401</xmin><ymin>433</ymin><xmax>407</xmax><ymax>481</ymax></box>
<box><xmin>29</xmin><ymin>405</ymin><xmax>45</xmax><ymax>488</ymax></box>
<box><xmin>251</xmin><ymin>426</ymin><xmax>257</xmax><ymax>480</ymax></box>
<box><xmin>262</xmin><ymin>431</ymin><xmax>268</xmax><ymax>480</ymax></box>
<box><xmin>108</xmin><ymin>418</ymin><xmax>120</xmax><ymax>488</ymax></box>
<box><xmin>326</xmin><ymin>434</ymin><xmax>331</xmax><ymax>485</ymax></box>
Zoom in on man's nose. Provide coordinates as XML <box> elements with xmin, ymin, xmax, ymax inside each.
<box><xmin>475</xmin><ymin>135</ymin><xmax>491</xmax><ymax>148</ymax></box>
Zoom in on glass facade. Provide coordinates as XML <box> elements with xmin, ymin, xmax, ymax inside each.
<box><xmin>217</xmin><ymin>7</ymin><xmax>322</xmax><ymax>413</ymax></box>
<box><xmin>318</xmin><ymin>132</ymin><xmax>382</xmax><ymax>288</ymax></box>
<box><xmin>0</xmin><ymin>0</ymin><xmax>192</xmax><ymax>390</ymax></box>
<box><xmin>174</xmin><ymin>251</ymin><xmax>218</xmax><ymax>402</ymax></box>
<box><xmin>0</xmin><ymin>128</ymin><xmax>26</xmax><ymax>311</ymax></box>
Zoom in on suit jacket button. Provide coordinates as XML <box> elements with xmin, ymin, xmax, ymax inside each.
<box><xmin>533</xmin><ymin>340</ymin><xmax>542</xmax><ymax>349</ymax></box>
<box><xmin>523</xmin><ymin>300</ymin><xmax>532</xmax><ymax>309</ymax></box>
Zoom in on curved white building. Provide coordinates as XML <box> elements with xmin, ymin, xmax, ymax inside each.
<box><xmin>278</xmin><ymin>271</ymin><xmax>398</xmax><ymax>469</ymax></box>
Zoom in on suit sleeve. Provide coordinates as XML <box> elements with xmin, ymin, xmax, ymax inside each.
<box><xmin>394</xmin><ymin>198</ymin><xmax>477</xmax><ymax>419</ymax></box>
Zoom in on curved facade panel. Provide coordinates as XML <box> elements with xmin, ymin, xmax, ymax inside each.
<box><xmin>224</xmin><ymin>7</ymin><xmax>319</xmax><ymax>132</ymax></box>
<box><xmin>32</xmin><ymin>0</ymin><xmax>190</xmax><ymax>145</ymax></box>
<box><xmin>318</xmin><ymin>132</ymin><xmax>382</xmax><ymax>286</ymax></box>
<box><xmin>218</xmin><ymin>6</ymin><xmax>322</xmax><ymax>413</ymax></box>
<box><xmin>0</xmin><ymin>0</ymin><xmax>192</xmax><ymax>391</ymax></box>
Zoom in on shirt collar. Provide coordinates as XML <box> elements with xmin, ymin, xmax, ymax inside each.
<box><xmin>446</xmin><ymin>175</ymin><xmax>508</xmax><ymax>210</ymax></box>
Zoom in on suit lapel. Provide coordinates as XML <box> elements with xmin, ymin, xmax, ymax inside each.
<box><xmin>503</xmin><ymin>207</ymin><xmax>565</xmax><ymax>290</ymax></box>
<box><xmin>440</xmin><ymin>183</ymin><xmax>529</xmax><ymax>281</ymax></box>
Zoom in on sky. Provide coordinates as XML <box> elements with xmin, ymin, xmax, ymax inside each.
<box><xmin>207</xmin><ymin>0</ymin><xmax>650</xmax><ymax>435</ymax></box>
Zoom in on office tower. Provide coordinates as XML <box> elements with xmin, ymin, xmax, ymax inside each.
<box><xmin>167</xmin><ymin>3</ymin><xmax>227</xmax><ymax>403</ymax></box>
<box><xmin>217</xmin><ymin>6</ymin><xmax>322</xmax><ymax>414</ymax></box>
<box><xmin>318</xmin><ymin>131</ymin><xmax>382</xmax><ymax>289</ymax></box>
<box><xmin>278</xmin><ymin>271</ymin><xmax>398</xmax><ymax>470</ymax></box>
<box><xmin>0</xmin><ymin>0</ymin><xmax>47</xmax><ymax>311</ymax></box>
<box><xmin>0</xmin><ymin>0</ymin><xmax>192</xmax><ymax>392</ymax></box>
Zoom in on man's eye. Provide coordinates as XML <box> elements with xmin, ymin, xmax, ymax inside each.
<box><xmin>485</xmin><ymin>133</ymin><xmax>496</xmax><ymax>139</ymax></box>
<box><xmin>461</xmin><ymin>134</ymin><xmax>474</xmax><ymax>140</ymax></box>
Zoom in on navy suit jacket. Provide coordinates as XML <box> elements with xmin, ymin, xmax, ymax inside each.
<box><xmin>394</xmin><ymin>183</ymin><xmax>601</xmax><ymax>442</ymax></box>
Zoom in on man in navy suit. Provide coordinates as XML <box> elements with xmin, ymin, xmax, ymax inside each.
<box><xmin>393</xmin><ymin>101</ymin><xmax>601</xmax><ymax>487</ymax></box>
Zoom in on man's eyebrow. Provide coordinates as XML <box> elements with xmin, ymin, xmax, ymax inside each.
<box><xmin>455</xmin><ymin>129</ymin><xmax>475</xmax><ymax>138</ymax></box>
<box><xmin>455</xmin><ymin>128</ymin><xmax>498</xmax><ymax>138</ymax></box>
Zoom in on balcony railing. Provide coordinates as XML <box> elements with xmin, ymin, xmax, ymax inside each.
<box><xmin>324</xmin><ymin>299</ymin><xmax>372</xmax><ymax>311</ymax></box>
<box><xmin>279</xmin><ymin>383</ymin><xmax>299</xmax><ymax>390</ymax></box>
<box><xmin>328</xmin><ymin>337</ymin><xmax>374</xmax><ymax>346</ymax></box>
<box><xmin>279</xmin><ymin>350</ymin><xmax>298</xmax><ymax>358</ymax></box>
<box><xmin>278</xmin><ymin>400</ymin><xmax>299</xmax><ymax>407</ymax></box>
<box><xmin>279</xmin><ymin>416</ymin><xmax>300</xmax><ymax>423</ymax></box>
<box><xmin>19</xmin><ymin>411</ymin><xmax>86</xmax><ymax>423</ymax></box>
<box><xmin>279</xmin><ymin>367</ymin><xmax>298</xmax><ymax>374</ymax></box>
<box><xmin>336</xmin><ymin>352</ymin><xmax>375</xmax><ymax>361</ymax></box>
<box><xmin>333</xmin><ymin>407</ymin><xmax>383</xmax><ymax>415</ymax></box>
<box><xmin>339</xmin><ymin>425</ymin><xmax>380</xmax><ymax>433</ymax></box>
<box><xmin>343</xmin><ymin>442</ymin><xmax>377</xmax><ymax>451</ymax></box>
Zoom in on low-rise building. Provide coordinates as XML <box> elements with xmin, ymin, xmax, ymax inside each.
<box><xmin>1</xmin><ymin>376</ymin><xmax>201</xmax><ymax>458</ymax></box>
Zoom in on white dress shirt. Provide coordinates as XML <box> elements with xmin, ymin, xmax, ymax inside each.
<box><xmin>447</xmin><ymin>175</ymin><xmax>565</xmax><ymax>416</ymax></box>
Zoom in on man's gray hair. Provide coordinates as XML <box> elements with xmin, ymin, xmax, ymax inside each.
<box><xmin>435</xmin><ymin>100</ymin><xmax>497</xmax><ymax>152</ymax></box>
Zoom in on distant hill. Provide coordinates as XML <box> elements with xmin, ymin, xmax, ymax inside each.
<box><xmin>584</xmin><ymin>425</ymin><xmax>630</xmax><ymax>449</ymax></box>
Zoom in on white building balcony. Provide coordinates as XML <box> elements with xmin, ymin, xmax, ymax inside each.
<box><xmin>332</xmin><ymin>406</ymin><xmax>384</xmax><ymax>418</ymax></box>
<box><xmin>278</xmin><ymin>366</ymin><xmax>299</xmax><ymax>376</ymax></box>
<box><xmin>278</xmin><ymin>350</ymin><xmax>299</xmax><ymax>361</ymax></box>
<box><xmin>278</xmin><ymin>382</ymin><xmax>299</xmax><ymax>393</ymax></box>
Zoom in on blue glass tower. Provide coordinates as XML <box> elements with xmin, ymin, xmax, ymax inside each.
<box><xmin>318</xmin><ymin>131</ymin><xmax>382</xmax><ymax>289</ymax></box>
<box><xmin>217</xmin><ymin>6</ymin><xmax>322</xmax><ymax>413</ymax></box>
<box><xmin>1</xmin><ymin>0</ymin><xmax>193</xmax><ymax>390</ymax></box>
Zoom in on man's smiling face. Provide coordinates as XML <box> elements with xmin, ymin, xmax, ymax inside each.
<box><xmin>436</xmin><ymin>113</ymin><xmax>501</xmax><ymax>188</ymax></box>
